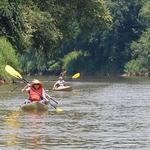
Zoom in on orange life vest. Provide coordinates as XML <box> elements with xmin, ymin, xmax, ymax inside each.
<box><xmin>28</xmin><ymin>87</ymin><xmax>43</xmax><ymax>101</ymax></box>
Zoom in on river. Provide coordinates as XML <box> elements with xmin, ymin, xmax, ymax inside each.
<box><xmin>0</xmin><ymin>76</ymin><xmax>150</xmax><ymax>150</ymax></box>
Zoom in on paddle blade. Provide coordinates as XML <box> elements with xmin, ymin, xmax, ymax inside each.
<box><xmin>56</xmin><ymin>107</ymin><xmax>63</xmax><ymax>112</ymax></box>
<box><xmin>72</xmin><ymin>73</ymin><xmax>80</xmax><ymax>79</ymax></box>
<box><xmin>5</xmin><ymin>65</ymin><xmax>22</xmax><ymax>79</ymax></box>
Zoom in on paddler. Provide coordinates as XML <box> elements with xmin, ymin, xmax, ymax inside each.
<box><xmin>53</xmin><ymin>76</ymin><xmax>66</xmax><ymax>89</ymax></box>
<box><xmin>22</xmin><ymin>79</ymin><xmax>50</xmax><ymax>104</ymax></box>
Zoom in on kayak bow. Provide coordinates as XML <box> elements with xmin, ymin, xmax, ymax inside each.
<box><xmin>21</xmin><ymin>102</ymin><xmax>48</xmax><ymax>111</ymax></box>
<box><xmin>53</xmin><ymin>85</ymin><xmax>72</xmax><ymax>91</ymax></box>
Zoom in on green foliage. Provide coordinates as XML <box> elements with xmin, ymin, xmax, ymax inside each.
<box><xmin>0</xmin><ymin>37</ymin><xmax>18</xmax><ymax>78</ymax></box>
<box><xmin>124</xmin><ymin>59</ymin><xmax>145</xmax><ymax>75</ymax></box>
<box><xmin>78</xmin><ymin>0</ymin><xmax>112</xmax><ymax>32</ymax></box>
<box><xmin>124</xmin><ymin>0</ymin><xmax>150</xmax><ymax>76</ymax></box>
<box><xmin>21</xmin><ymin>4</ymin><xmax>62</xmax><ymax>51</ymax></box>
<box><xmin>19</xmin><ymin>3</ymin><xmax>62</xmax><ymax>73</ymax></box>
<box><xmin>0</xmin><ymin>0</ymin><xmax>24</xmax><ymax>51</ymax></box>
<box><xmin>124</xmin><ymin>28</ymin><xmax>150</xmax><ymax>75</ymax></box>
<box><xmin>17</xmin><ymin>0</ymin><xmax>112</xmax><ymax>73</ymax></box>
<box><xmin>139</xmin><ymin>1</ymin><xmax>150</xmax><ymax>26</ymax></box>
<box><xmin>98</xmin><ymin>0</ymin><xmax>145</xmax><ymax>73</ymax></box>
<box><xmin>20</xmin><ymin>48</ymin><xmax>48</xmax><ymax>74</ymax></box>
<box><xmin>48</xmin><ymin>60</ymin><xmax>62</xmax><ymax>73</ymax></box>
<box><xmin>63</xmin><ymin>50</ymin><xmax>89</xmax><ymax>74</ymax></box>
<box><xmin>1</xmin><ymin>0</ymin><xmax>149</xmax><ymax>75</ymax></box>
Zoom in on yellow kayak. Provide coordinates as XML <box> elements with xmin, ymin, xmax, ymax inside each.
<box><xmin>21</xmin><ymin>102</ymin><xmax>48</xmax><ymax>111</ymax></box>
<box><xmin>53</xmin><ymin>85</ymin><xmax>72</xmax><ymax>91</ymax></box>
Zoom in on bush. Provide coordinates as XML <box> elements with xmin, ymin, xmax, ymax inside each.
<box><xmin>124</xmin><ymin>59</ymin><xmax>147</xmax><ymax>75</ymax></box>
<box><xmin>0</xmin><ymin>37</ymin><xmax>19</xmax><ymax>78</ymax></box>
<box><xmin>124</xmin><ymin>28</ymin><xmax>150</xmax><ymax>76</ymax></box>
<box><xmin>48</xmin><ymin>60</ymin><xmax>62</xmax><ymax>72</ymax></box>
<box><xmin>62</xmin><ymin>50</ymin><xmax>88</xmax><ymax>74</ymax></box>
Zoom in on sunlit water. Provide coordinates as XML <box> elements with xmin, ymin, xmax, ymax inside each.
<box><xmin>0</xmin><ymin>77</ymin><xmax>150</xmax><ymax>149</ymax></box>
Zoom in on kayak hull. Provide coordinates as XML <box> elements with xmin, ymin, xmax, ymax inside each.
<box><xmin>21</xmin><ymin>102</ymin><xmax>48</xmax><ymax>111</ymax></box>
<box><xmin>53</xmin><ymin>86</ymin><xmax>72</xmax><ymax>91</ymax></box>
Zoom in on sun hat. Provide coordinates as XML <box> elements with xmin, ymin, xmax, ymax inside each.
<box><xmin>31</xmin><ymin>79</ymin><xmax>41</xmax><ymax>85</ymax></box>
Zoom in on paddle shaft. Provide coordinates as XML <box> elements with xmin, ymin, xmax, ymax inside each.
<box><xmin>11</xmin><ymin>85</ymin><xmax>19</xmax><ymax>92</ymax></box>
<box><xmin>49</xmin><ymin>102</ymin><xmax>57</xmax><ymax>109</ymax></box>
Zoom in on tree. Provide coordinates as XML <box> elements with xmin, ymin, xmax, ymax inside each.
<box><xmin>0</xmin><ymin>0</ymin><xmax>24</xmax><ymax>51</ymax></box>
<box><xmin>124</xmin><ymin>0</ymin><xmax>150</xmax><ymax>75</ymax></box>
<box><xmin>19</xmin><ymin>2</ymin><xmax>62</xmax><ymax>73</ymax></box>
<box><xmin>19</xmin><ymin>0</ymin><xmax>112</xmax><ymax>73</ymax></box>
<box><xmin>124</xmin><ymin>28</ymin><xmax>150</xmax><ymax>75</ymax></box>
<box><xmin>139</xmin><ymin>0</ymin><xmax>150</xmax><ymax>27</ymax></box>
<box><xmin>98</xmin><ymin>0</ymin><xmax>145</xmax><ymax>73</ymax></box>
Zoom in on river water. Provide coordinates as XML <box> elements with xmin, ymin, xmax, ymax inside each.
<box><xmin>0</xmin><ymin>76</ymin><xmax>150</xmax><ymax>150</ymax></box>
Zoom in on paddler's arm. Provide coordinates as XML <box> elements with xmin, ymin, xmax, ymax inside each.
<box><xmin>53</xmin><ymin>81</ymin><xmax>59</xmax><ymax>88</ymax></box>
<box><xmin>42</xmin><ymin>90</ymin><xmax>55</xmax><ymax>104</ymax></box>
<box><xmin>42</xmin><ymin>89</ymin><xmax>50</xmax><ymax>102</ymax></box>
<box><xmin>21</xmin><ymin>84</ymin><xmax>31</xmax><ymax>92</ymax></box>
<box><xmin>45</xmin><ymin>92</ymin><xmax>51</xmax><ymax>99</ymax></box>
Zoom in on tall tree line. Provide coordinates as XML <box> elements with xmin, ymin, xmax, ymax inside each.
<box><xmin>0</xmin><ymin>0</ymin><xmax>149</xmax><ymax>78</ymax></box>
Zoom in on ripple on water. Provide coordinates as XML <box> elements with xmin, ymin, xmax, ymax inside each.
<box><xmin>0</xmin><ymin>78</ymin><xmax>150</xmax><ymax>149</ymax></box>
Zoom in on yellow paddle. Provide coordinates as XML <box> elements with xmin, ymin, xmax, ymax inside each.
<box><xmin>5</xmin><ymin>65</ymin><xmax>29</xmax><ymax>83</ymax></box>
<box><xmin>72</xmin><ymin>73</ymin><xmax>80</xmax><ymax>79</ymax></box>
<box><xmin>60</xmin><ymin>71</ymin><xmax>80</xmax><ymax>79</ymax></box>
<box><xmin>49</xmin><ymin>103</ymin><xmax>63</xmax><ymax>112</ymax></box>
<box><xmin>5</xmin><ymin>65</ymin><xmax>63</xmax><ymax>112</ymax></box>
<box><xmin>5</xmin><ymin>65</ymin><xmax>23</xmax><ymax>79</ymax></box>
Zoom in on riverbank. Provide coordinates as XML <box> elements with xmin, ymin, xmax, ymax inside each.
<box><xmin>121</xmin><ymin>72</ymin><xmax>149</xmax><ymax>77</ymax></box>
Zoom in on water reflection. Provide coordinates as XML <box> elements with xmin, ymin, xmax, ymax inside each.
<box><xmin>20</xmin><ymin>112</ymin><xmax>47</xmax><ymax>150</ymax></box>
<box><xmin>4</xmin><ymin>111</ymin><xmax>20</xmax><ymax>147</ymax></box>
<box><xmin>2</xmin><ymin>110</ymin><xmax>49</xmax><ymax>150</ymax></box>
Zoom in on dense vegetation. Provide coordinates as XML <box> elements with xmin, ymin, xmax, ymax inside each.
<box><xmin>0</xmin><ymin>0</ymin><xmax>149</xmax><ymax>77</ymax></box>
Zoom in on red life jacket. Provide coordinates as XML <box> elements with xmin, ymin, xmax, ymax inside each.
<box><xmin>28</xmin><ymin>86</ymin><xmax>43</xmax><ymax>101</ymax></box>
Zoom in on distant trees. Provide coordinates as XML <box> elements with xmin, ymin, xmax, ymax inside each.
<box><xmin>1</xmin><ymin>0</ymin><xmax>112</xmax><ymax>75</ymax></box>
<box><xmin>0</xmin><ymin>0</ymin><xmax>24</xmax><ymax>50</ymax></box>
<box><xmin>125</xmin><ymin>0</ymin><xmax>150</xmax><ymax>76</ymax></box>
<box><xmin>98</xmin><ymin>0</ymin><xmax>145</xmax><ymax>74</ymax></box>
<box><xmin>0</xmin><ymin>0</ymin><xmax>150</xmax><ymax>76</ymax></box>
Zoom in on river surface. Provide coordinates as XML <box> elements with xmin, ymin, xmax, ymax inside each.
<box><xmin>0</xmin><ymin>76</ymin><xmax>150</xmax><ymax>150</ymax></box>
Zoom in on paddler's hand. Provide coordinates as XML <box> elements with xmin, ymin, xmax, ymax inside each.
<box><xmin>27</xmin><ymin>83</ymin><xmax>31</xmax><ymax>87</ymax></box>
<box><xmin>21</xmin><ymin>84</ymin><xmax>31</xmax><ymax>92</ymax></box>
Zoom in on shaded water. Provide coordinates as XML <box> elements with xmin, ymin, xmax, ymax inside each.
<box><xmin>0</xmin><ymin>77</ymin><xmax>150</xmax><ymax>149</ymax></box>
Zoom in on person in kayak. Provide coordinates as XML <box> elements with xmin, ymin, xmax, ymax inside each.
<box><xmin>53</xmin><ymin>76</ymin><xmax>66</xmax><ymax>89</ymax></box>
<box><xmin>22</xmin><ymin>79</ymin><xmax>50</xmax><ymax>104</ymax></box>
